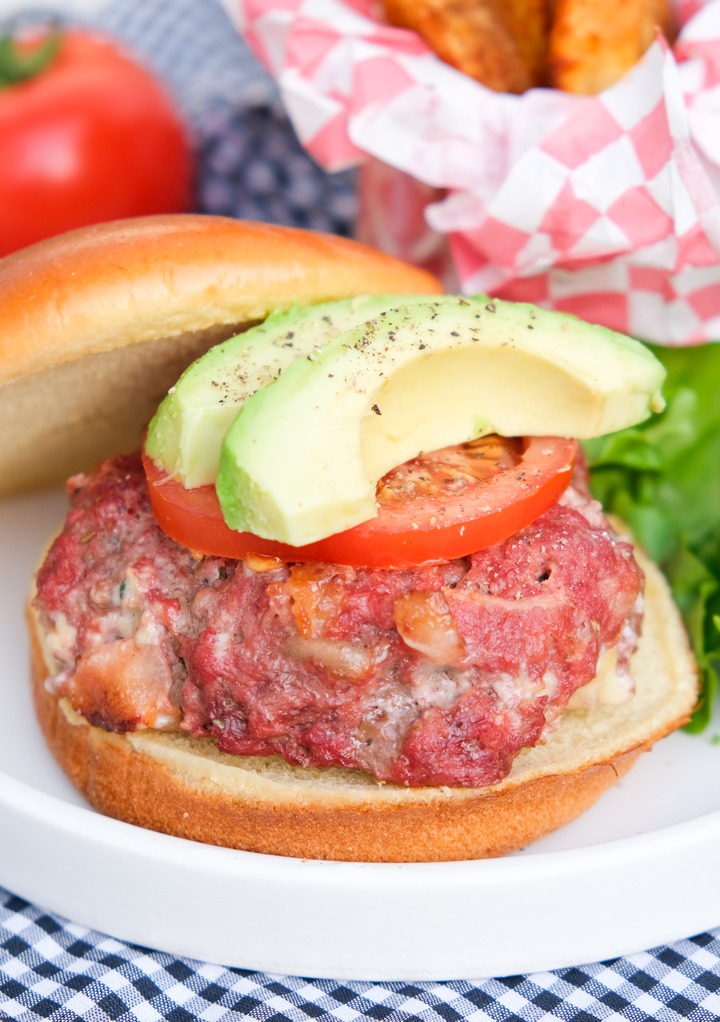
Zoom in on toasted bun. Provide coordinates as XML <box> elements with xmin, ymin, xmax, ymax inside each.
<box><xmin>28</xmin><ymin>544</ymin><xmax>697</xmax><ymax>863</ymax></box>
<box><xmin>0</xmin><ymin>215</ymin><xmax>439</xmax><ymax>495</ymax></box>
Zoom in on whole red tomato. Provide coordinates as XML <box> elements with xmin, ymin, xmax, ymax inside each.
<box><xmin>0</xmin><ymin>30</ymin><xmax>194</xmax><ymax>257</ymax></box>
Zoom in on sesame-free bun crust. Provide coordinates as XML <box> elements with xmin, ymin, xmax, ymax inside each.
<box><xmin>29</xmin><ymin>546</ymin><xmax>697</xmax><ymax>863</ymax></box>
<box><xmin>0</xmin><ymin>215</ymin><xmax>439</xmax><ymax>494</ymax></box>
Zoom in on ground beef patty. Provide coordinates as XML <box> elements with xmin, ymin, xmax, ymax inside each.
<box><xmin>34</xmin><ymin>454</ymin><xmax>643</xmax><ymax>788</ymax></box>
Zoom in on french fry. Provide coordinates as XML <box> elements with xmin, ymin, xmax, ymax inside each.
<box><xmin>503</xmin><ymin>0</ymin><xmax>552</xmax><ymax>87</ymax></box>
<box><xmin>378</xmin><ymin>0</ymin><xmax>673</xmax><ymax>96</ymax></box>
<box><xmin>377</xmin><ymin>0</ymin><xmax>550</xmax><ymax>93</ymax></box>
<box><xmin>548</xmin><ymin>0</ymin><xmax>674</xmax><ymax>94</ymax></box>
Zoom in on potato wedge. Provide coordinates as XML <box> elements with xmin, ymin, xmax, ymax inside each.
<box><xmin>548</xmin><ymin>0</ymin><xmax>674</xmax><ymax>94</ymax></box>
<box><xmin>378</xmin><ymin>0</ymin><xmax>551</xmax><ymax>93</ymax></box>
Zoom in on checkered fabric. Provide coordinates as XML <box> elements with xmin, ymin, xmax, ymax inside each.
<box><xmin>95</xmin><ymin>0</ymin><xmax>358</xmax><ymax>237</ymax></box>
<box><xmin>236</xmin><ymin>0</ymin><xmax>720</xmax><ymax>344</ymax></box>
<box><xmin>1</xmin><ymin>888</ymin><xmax>720</xmax><ymax>1021</ymax></box>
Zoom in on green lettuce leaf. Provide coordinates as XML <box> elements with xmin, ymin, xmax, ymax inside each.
<box><xmin>584</xmin><ymin>343</ymin><xmax>720</xmax><ymax>729</ymax></box>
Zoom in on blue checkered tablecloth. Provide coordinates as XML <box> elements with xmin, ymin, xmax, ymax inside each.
<box><xmin>1</xmin><ymin>0</ymin><xmax>720</xmax><ymax>1017</ymax></box>
<box><xmin>2</xmin><ymin>888</ymin><xmax>720</xmax><ymax>1021</ymax></box>
<box><xmin>103</xmin><ymin>0</ymin><xmax>357</xmax><ymax>235</ymax></box>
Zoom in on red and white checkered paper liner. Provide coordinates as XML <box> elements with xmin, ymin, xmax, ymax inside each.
<box><xmin>226</xmin><ymin>0</ymin><xmax>720</xmax><ymax>344</ymax></box>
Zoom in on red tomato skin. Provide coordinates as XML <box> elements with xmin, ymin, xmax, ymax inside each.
<box><xmin>142</xmin><ymin>437</ymin><xmax>578</xmax><ymax>569</ymax></box>
<box><xmin>0</xmin><ymin>31</ymin><xmax>193</xmax><ymax>257</ymax></box>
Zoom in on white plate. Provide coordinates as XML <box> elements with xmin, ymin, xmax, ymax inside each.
<box><xmin>2</xmin><ymin>487</ymin><xmax>720</xmax><ymax>981</ymax></box>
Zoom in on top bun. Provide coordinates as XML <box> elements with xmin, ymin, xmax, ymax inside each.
<box><xmin>0</xmin><ymin>215</ymin><xmax>440</xmax><ymax>494</ymax></box>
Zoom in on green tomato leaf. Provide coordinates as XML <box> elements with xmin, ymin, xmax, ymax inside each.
<box><xmin>0</xmin><ymin>31</ymin><xmax>60</xmax><ymax>89</ymax></box>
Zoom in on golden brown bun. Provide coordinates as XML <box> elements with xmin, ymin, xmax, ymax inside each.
<box><xmin>0</xmin><ymin>215</ymin><xmax>440</xmax><ymax>495</ymax></box>
<box><xmin>29</xmin><ymin>545</ymin><xmax>697</xmax><ymax>863</ymax></box>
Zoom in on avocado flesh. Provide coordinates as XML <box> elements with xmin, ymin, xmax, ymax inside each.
<box><xmin>145</xmin><ymin>294</ymin><xmax>436</xmax><ymax>488</ymax></box>
<box><xmin>216</xmin><ymin>296</ymin><xmax>666</xmax><ymax>547</ymax></box>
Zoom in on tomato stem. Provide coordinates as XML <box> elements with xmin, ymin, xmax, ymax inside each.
<box><xmin>0</xmin><ymin>30</ymin><xmax>60</xmax><ymax>88</ymax></box>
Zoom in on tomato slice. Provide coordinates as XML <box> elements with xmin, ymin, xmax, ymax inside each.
<box><xmin>142</xmin><ymin>435</ymin><xmax>577</xmax><ymax>569</ymax></box>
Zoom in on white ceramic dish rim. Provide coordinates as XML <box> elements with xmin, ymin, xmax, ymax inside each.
<box><xmin>4</xmin><ymin>487</ymin><xmax>720</xmax><ymax>981</ymax></box>
<box><xmin>2</xmin><ymin>761</ymin><xmax>720</xmax><ymax>981</ymax></box>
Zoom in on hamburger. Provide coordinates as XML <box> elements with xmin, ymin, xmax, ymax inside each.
<box><xmin>3</xmin><ymin>215</ymin><xmax>697</xmax><ymax>863</ymax></box>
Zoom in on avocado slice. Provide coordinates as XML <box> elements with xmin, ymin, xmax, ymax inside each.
<box><xmin>145</xmin><ymin>294</ymin><xmax>436</xmax><ymax>488</ymax></box>
<box><xmin>216</xmin><ymin>296</ymin><xmax>666</xmax><ymax>547</ymax></box>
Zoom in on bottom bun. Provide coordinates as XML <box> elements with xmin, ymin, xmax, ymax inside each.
<box><xmin>29</xmin><ymin>546</ymin><xmax>697</xmax><ymax>863</ymax></box>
